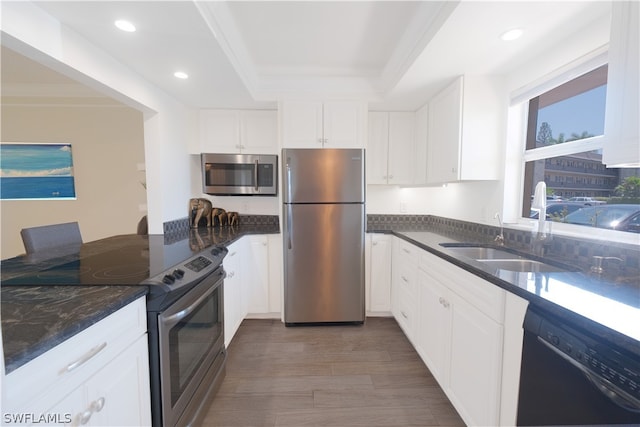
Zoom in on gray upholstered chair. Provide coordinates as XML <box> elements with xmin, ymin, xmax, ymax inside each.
<box><xmin>20</xmin><ymin>222</ymin><xmax>83</xmax><ymax>254</ymax></box>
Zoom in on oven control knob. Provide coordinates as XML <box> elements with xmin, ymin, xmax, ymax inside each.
<box><xmin>173</xmin><ymin>269</ymin><xmax>185</xmax><ymax>279</ymax></box>
<box><xmin>162</xmin><ymin>274</ymin><xmax>176</xmax><ymax>285</ymax></box>
<box><xmin>550</xmin><ymin>335</ymin><xmax>560</xmax><ymax>346</ymax></box>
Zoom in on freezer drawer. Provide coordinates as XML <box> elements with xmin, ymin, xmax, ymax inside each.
<box><xmin>283</xmin><ymin>203</ymin><xmax>365</xmax><ymax>323</ymax></box>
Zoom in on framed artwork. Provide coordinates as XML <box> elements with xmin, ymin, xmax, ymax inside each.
<box><xmin>0</xmin><ymin>143</ymin><xmax>77</xmax><ymax>200</ymax></box>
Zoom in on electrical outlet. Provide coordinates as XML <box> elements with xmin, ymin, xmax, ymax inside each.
<box><xmin>400</xmin><ymin>202</ymin><xmax>408</xmax><ymax>213</ymax></box>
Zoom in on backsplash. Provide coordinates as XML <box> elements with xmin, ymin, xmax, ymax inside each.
<box><xmin>163</xmin><ymin>214</ymin><xmax>279</xmax><ymax>234</ymax></box>
<box><xmin>367</xmin><ymin>214</ymin><xmax>640</xmax><ymax>277</ymax></box>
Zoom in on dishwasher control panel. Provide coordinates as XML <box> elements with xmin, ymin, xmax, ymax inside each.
<box><xmin>525</xmin><ymin>308</ymin><xmax>640</xmax><ymax>410</ymax></box>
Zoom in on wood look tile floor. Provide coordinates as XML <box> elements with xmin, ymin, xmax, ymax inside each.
<box><xmin>202</xmin><ymin>317</ymin><xmax>465</xmax><ymax>427</ymax></box>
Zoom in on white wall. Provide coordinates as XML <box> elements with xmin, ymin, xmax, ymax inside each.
<box><xmin>1</xmin><ymin>103</ymin><xmax>146</xmax><ymax>258</ymax></box>
<box><xmin>367</xmin><ymin>181</ymin><xmax>503</xmax><ymax>225</ymax></box>
<box><xmin>1</xmin><ymin>1</ymin><xmax>197</xmax><ymax>234</ymax></box>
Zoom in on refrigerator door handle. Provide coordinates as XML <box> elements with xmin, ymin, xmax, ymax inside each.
<box><xmin>287</xmin><ymin>204</ymin><xmax>293</xmax><ymax>250</ymax></box>
<box><xmin>286</xmin><ymin>159</ymin><xmax>293</xmax><ymax>249</ymax></box>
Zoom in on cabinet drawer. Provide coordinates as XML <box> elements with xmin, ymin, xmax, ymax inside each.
<box><xmin>396</xmin><ymin>277</ymin><xmax>418</xmax><ymax>340</ymax></box>
<box><xmin>4</xmin><ymin>297</ymin><xmax>147</xmax><ymax>412</ymax></box>
<box><xmin>420</xmin><ymin>250</ymin><xmax>505</xmax><ymax>322</ymax></box>
<box><xmin>394</xmin><ymin>238</ymin><xmax>420</xmax><ymax>264</ymax></box>
<box><xmin>394</xmin><ymin>257</ymin><xmax>418</xmax><ymax>299</ymax></box>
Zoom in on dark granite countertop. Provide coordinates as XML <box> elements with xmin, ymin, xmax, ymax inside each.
<box><xmin>368</xmin><ymin>225</ymin><xmax>640</xmax><ymax>356</ymax></box>
<box><xmin>1</xmin><ymin>222</ymin><xmax>280</xmax><ymax>374</ymax></box>
<box><xmin>1</xmin><ymin>286</ymin><xmax>147</xmax><ymax>374</ymax></box>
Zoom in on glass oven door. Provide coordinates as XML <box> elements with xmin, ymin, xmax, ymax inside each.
<box><xmin>205</xmin><ymin>162</ymin><xmax>256</xmax><ymax>188</ymax></box>
<box><xmin>158</xmin><ymin>268</ymin><xmax>224</xmax><ymax>426</ymax></box>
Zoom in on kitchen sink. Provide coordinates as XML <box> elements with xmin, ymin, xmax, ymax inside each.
<box><xmin>476</xmin><ymin>259</ymin><xmax>571</xmax><ymax>273</ymax></box>
<box><xmin>440</xmin><ymin>245</ymin><xmax>523</xmax><ymax>260</ymax></box>
<box><xmin>439</xmin><ymin>243</ymin><xmax>577</xmax><ymax>273</ymax></box>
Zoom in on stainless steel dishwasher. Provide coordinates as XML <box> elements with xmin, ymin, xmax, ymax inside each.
<box><xmin>517</xmin><ymin>306</ymin><xmax>640</xmax><ymax>425</ymax></box>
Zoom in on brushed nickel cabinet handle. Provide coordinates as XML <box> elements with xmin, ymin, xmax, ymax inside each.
<box><xmin>63</xmin><ymin>342</ymin><xmax>107</xmax><ymax>373</ymax></box>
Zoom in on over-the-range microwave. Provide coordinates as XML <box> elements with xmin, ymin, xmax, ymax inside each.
<box><xmin>201</xmin><ymin>153</ymin><xmax>278</xmax><ymax>196</ymax></box>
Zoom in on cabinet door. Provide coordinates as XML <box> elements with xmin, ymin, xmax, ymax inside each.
<box><xmin>427</xmin><ymin>77</ymin><xmax>462</xmax><ymax>183</ymax></box>
<box><xmin>387</xmin><ymin>112</ymin><xmax>416</xmax><ymax>185</ymax></box>
<box><xmin>369</xmin><ymin>234</ymin><xmax>392</xmax><ymax>312</ymax></box>
<box><xmin>241</xmin><ymin>110</ymin><xmax>278</xmax><ymax>154</ymax></box>
<box><xmin>200</xmin><ymin>110</ymin><xmax>241</xmax><ymax>153</ymax></box>
<box><xmin>366</xmin><ymin>112</ymin><xmax>390</xmax><ymax>184</ymax></box>
<box><xmin>86</xmin><ymin>336</ymin><xmax>151</xmax><ymax>426</ymax></box>
<box><xmin>281</xmin><ymin>101</ymin><xmax>323</xmax><ymax>148</ymax></box>
<box><xmin>414</xmin><ymin>104</ymin><xmax>429</xmax><ymax>185</ymax></box>
<box><xmin>45</xmin><ymin>387</ymin><xmax>86</xmax><ymax>426</ymax></box>
<box><xmin>447</xmin><ymin>291</ymin><xmax>503</xmax><ymax>427</ymax></box>
<box><xmin>416</xmin><ymin>270</ymin><xmax>451</xmax><ymax>386</ymax></box>
<box><xmin>603</xmin><ymin>0</ymin><xmax>639</xmax><ymax>167</ymax></box>
<box><xmin>223</xmin><ymin>241</ymin><xmax>244</xmax><ymax>346</ymax></box>
<box><xmin>267</xmin><ymin>234</ymin><xmax>283</xmax><ymax>315</ymax></box>
<box><xmin>246</xmin><ymin>235</ymin><xmax>269</xmax><ymax>314</ymax></box>
<box><xmin>323</xmin><ymin>101</ymin><xmax>366</xmax><ymax>148</ymax></box>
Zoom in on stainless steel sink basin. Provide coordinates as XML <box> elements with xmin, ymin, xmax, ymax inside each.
<box><xmin>442</xmin><ymin>246</ymin><xmax>522</xmax><ymax>260</ymax></box>
<box><xmin>477</xmin><ymin>259</ymin><xmax>571</xmax><ymax>272</ymax></box>
<box><xmin>440</xmin><ymin>243</ymin><xmax>577</xmax><ymax>273</ymax></box>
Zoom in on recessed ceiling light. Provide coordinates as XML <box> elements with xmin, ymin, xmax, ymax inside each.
<box><xmin>174</xmin><ymin>71</ymin><xmax>189</xmax><ymax>80</ymax></box>
<box><xmin>115</xmin><ymin>20</ymin><xmax>136</xmax><ymax>32</ymax></box>
<box><xmin>500</xmin><ymin>28</ymin><xmax>523</xmax><ymax>41</ymax></box>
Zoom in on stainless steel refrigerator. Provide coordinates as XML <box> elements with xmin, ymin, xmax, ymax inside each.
<box><xmin>282</xmin><ymin>148</ymin><xmax>365</xmax><ymax>325</ymax></box>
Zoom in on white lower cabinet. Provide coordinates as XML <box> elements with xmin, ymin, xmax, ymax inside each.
<box><xmin>447</xmin><ymin>291</ymin><xmax>504</xmax><ymax>426</ymax></box>
<box><xmin>223</xmin><ymin>239</ymin><xmax>246</xmax><ymax>347</ymax></box>
<box><xmin>2</xmin><ymin>297</ymin><xmax>151</xmax><ymax>426</ymax></box>
<box><xmin>391</xmin><ymin>238</ymin><xmax>419</xmax><ymax>343</ymax></box>
<box><xmin>388</xmin><ymin>236</ymin><xmax>513</xmax><ymax>426</ymax></box>
<box><xmin>367</xmin><ymin>234</ymin><xmax>392</xmax><ymax>313</ymax></box>
<box><xmin>246</xmin><ymin>235</ymin><xmax>270</xmax><ymax>314</ymax></box>
<box><xmin>416</xmin><ymin>269</ymin><xmax>451</xmax><ymax>385</ymax></box>
<box><xmin>224</xmin><ymin>234</ymin><xmax>283</xmax><ymax>347</ymax></box>
<box><xmin>64</xmin><ymin>337</ymin><xmax>151</xmax><ymax>427</ymax></box>
<box><xmin>417</xmin><ymin>248</ymin><xmax>505</xmax><ymax>426</ymax></box>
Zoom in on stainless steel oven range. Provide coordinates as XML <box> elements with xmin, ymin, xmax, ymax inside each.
<box><xmin>2</xmin><ymin>235</ymin><xmax>229</xmax><ymax>427</ymax></box>
<box><xmin>143</xmin><ymin>246</ymin><xmax>228</xmax><ymax>427</ymax></box>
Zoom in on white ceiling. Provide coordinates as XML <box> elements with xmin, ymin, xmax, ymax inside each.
<box><xmin>2</xmin><ymin>1</ymin><xmax>612</xmax><ymax>111</ymax></box>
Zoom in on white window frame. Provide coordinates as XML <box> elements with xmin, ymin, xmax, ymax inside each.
<box><xmin>504</xmin><ymin>47</ymin><xmax>639</xmax><ymax>245</ymax></box>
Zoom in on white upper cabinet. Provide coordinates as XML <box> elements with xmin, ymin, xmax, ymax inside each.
<box><xmin>414</xmin><ymin>103</ymin><xmax>429</xmax><ymax>185</ymax></box>
<box><xmin>427</xmin><ymin>75</ymin><xmax>502</xmax><ymax>184</ymax></box>
<box><xmin>603</xmin><ymin>0</ymin><xmax>639</xmax><ymax>167</ymax></box>
<box><xmin>281</xmin><ymin>100</ymin><xmax>367</xmax><ymax>148</ymax></box>
<box><xmin>240</xmin><ymin>110</ymin><xmax>279</xmax><ymax>154</ymax></box>
<box><xmin>367</xmin><ymin>112</ymin><xmax>416</xmax><ymax>185</ymax></box>
<box><xmin>198</xmin><ymin>109</ymin><xmax>278</xmax><ymax>154</ymax></box>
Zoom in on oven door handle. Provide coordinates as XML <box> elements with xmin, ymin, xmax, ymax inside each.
<box><xmin>161</xmin><ymin>273</ymin><xmax>223</xmax><ymax>329</ymax></box>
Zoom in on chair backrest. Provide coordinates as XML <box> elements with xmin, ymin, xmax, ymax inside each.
<box><xmin>20</xmin><ymin>222</ymin><xmax>83</xmax><ymax>254</ymax></box>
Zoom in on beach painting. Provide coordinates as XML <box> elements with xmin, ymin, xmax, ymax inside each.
<box><xmin>0</xmin><ymin>143</ymin><xmax>77</xmax><ymax>200</ymax></box>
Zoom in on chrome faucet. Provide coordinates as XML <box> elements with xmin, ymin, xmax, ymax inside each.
<box><xmin>494</xmin><ymin>212</ymin><xmax>504</xmax><ymax>245</ymax></box>
<box><xmin>591</xmin><ymin>256</ymin><xmax>623</xmax><ymax>274</ymax></box>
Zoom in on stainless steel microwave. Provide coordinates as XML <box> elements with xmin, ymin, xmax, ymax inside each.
<box><xmin>201</xmin><ymin>153</ymin><xmax>278</xmax><ymax>196</ymax></box>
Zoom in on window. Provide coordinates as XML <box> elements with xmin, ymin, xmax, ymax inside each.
<box><xmin>521</xmin><ymin>64</ymin><xmax>640</xmax><ymax>233</ymax></box>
